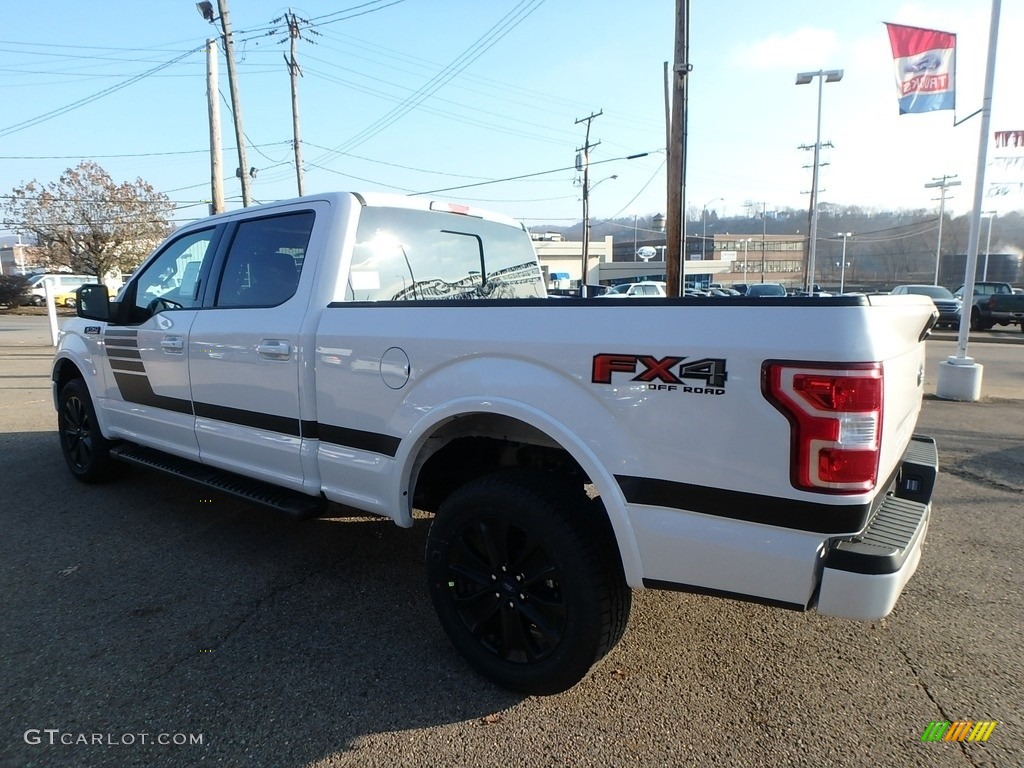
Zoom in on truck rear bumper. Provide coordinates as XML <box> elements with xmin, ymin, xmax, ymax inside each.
<box><xmin>816</xmin><ymin>435</ymin><xmax>938</xmax><ymax>620</ymax></box>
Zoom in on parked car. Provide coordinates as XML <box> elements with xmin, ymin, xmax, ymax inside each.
<box><xmin>745</xmin><ymin>283</ymin><xmax>788</xmax><ymax>297</ymax></box>
<box><xmin>22</xmin><ymin>274</ymin><xmax>94</xmax><ymax>306</ymax></box>
<box><xmin>890</xmin><ymin>284</ymin><xmax>961</xmax><ymax>329</ymax></box>
<box><xmin>53</xmin><ymin>291</ymin><xmax>79</xmax><ymax>308</ymax></box>
<box><xmin>597</xmin><ymin>281</ymin><xmax>667</xmax><ymax>298</ymax></box>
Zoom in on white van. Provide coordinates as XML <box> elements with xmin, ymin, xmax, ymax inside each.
<box><xmin>23</xmin><ymin>274</ymin><xmax>95</xmax><ymax>306</ymax></box>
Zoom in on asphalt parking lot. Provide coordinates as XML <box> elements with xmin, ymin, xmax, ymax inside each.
<box><xmin>0</xmin><ymin>315</ymin><xmax>1021</xmax><ymax>768</ymax></box>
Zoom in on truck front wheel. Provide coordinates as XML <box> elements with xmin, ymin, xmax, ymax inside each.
<box><xmin>58</xmin><ymin>379</ymin><xmax>120</xmax><ymax>483</ymax></box>
<box><xmin>426</xmin><ymin>470</ymin><xmax>630</xmax><ymax>695</ymax></box>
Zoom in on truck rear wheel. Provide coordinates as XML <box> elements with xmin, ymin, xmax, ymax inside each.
<box><xmin>426</xmin><ymin>469</ymin><xmax>630</xmax><ymax>694</ymax></box>
<box><xmin>58</xmin><ymin>379</ymin><xmax>120</xmax><ymax>483</ymax></box>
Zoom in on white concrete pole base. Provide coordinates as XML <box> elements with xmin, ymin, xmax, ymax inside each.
<box><xmin>935</xmin><ymin>356</ymin><xmax>984</xmax><ymax>402</ymax></box>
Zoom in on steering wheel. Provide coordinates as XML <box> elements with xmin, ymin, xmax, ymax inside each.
<box><xmin>147</xmin><ymin>297</ymin><xmax>184</xmax><ymax>314</ymax></box>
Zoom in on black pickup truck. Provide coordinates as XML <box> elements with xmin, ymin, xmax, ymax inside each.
<box><xmin>956</xmin><ymin>281</ymin><xmax>1024</xmax><ymax>332</ymax></box>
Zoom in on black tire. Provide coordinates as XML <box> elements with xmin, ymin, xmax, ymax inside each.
<box><xmin>426</xmin><ymin>469</ymin><xmax>630</xmax><ymax>695</ymax></box>
<box><xmin>970</xmin><ymin>309</ymin><xmax>985</xmax><ymax>332</ymax></box>
<box><xmin>57</xmin><ymin>379</ymin><xmax>120</xmax><ymax>483</ymax></box>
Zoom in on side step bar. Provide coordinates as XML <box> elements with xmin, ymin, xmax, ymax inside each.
<box><xmin>110</xmin><ymin>444</ymin><xmax>326</xmax><ymax>519</ymax></box>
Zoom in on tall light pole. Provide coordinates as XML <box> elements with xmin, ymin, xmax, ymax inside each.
<box><xmin>925</xmin><ymin>174</ymin><xmax>961</xmax><ymax>285</ymax></box>
<box><xmin>838</xmin><ymin>231</ymin><xmax>852</xmax><ymax>293</ymax></box>
<box><xmin>982</xmin><ymin>211</ymin><xmax>996</xmax><ymax>280</ymax></box>
<box><xmin>796</xmin><ymin>69</ymin><xmax>843</xmax><ymax>292</ymax></box>
<box><xmin>702</xmin><ymin>197</ymin><xmax>723</xmax><ymax>260</ymax></box>
<box><xmin>633</xmin><ymin>213</ymin><xmax>639</xmax><ymax>260</ymax></box>
<box><xmin>742</xmin><ymin>237</ymin><xmax>751</xmax><ymax>283</ymax></box>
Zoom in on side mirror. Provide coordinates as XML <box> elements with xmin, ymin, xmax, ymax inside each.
<box><xmin>77</xmin><ymin>284</ymin><xmax>110</xmax><ymax>321</ymax></box>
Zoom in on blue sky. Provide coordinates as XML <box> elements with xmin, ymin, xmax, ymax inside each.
<box><xmin>0</xmin><ymin>0</ymin><xmax>1019</xmax><ymax>235</ymax></box>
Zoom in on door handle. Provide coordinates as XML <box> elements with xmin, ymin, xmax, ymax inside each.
<box><xmin>257</xmin><ymin>340</ymin><xmax>291</xmax><ymax>360</ymax></box>
<box><xmin>160</xmin><ymin>336</ymin><xmax>184</xmax><ymax>352</ymax></box>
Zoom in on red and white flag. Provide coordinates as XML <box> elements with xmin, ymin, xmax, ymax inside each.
<box><xmin>884</xmin><ymin>23</ymin><xmax>956</xmax><ymax>115</ymax></box>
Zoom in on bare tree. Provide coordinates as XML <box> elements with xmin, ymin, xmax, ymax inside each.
<box><xmin>1</xmin><ymin>161</ymin><xmax>173</xmax><ymax>280</ymax></box>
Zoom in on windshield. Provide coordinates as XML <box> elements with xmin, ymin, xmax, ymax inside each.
<box><xmin>905</xmin><ymin>286</ymin><xmax>953</xmax><ymax>299</ymax></box>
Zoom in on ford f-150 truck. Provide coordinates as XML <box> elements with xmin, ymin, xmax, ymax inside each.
<box><xmin>53</xmin><ymin>191</ymin><xmax>938</xmax><ymax>694</ymax></box>
<box><xmin>955</xmin><ymin>280</ymin><xmax>1024</xmax><ymax>332</ymax></box>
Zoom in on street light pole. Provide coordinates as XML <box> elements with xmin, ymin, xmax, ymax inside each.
<box><xmin>702</xmin><ymin>196</ymin><xmax>723</xmax><ymax>261</ymax></box>
<box><xmin>743</xmin><ymin>238</ymin><xmax>751</xmax><ymax>283</ymax></box>
<box><xmin>796</xmin><ymin>69</ymin><xmax>843</xmax><ymax>293</ymax></box>
<box><xmin>633</xmin><ymin>213</ymin><xmax>639</xmax><ymax>260</ymax></box>
<box><xmin>839</xmin><ymin>231</ymin><xmax>852</xmax><ymax>293</ymax></box>
<box><xmin>982</xmin><ymin>211</ymin><xmax>996</xmax><ymax>280</ymax></box>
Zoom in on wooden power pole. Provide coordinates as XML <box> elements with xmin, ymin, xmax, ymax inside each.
<box><xmin>285</xmin><ymin>9</ymin><xmax>306</xmax><ymax>197</ymax></box>
<box><xmin>665</xmin><ymin>0</ymin><xmax>689</xmax><ymax>297</ymax></box>
<box><xmin>205</xmin><ymin>38</ymin><xmax>225</xmax><ymax>214</ymax></box>
<box><xmin>217</xmin><ymin>0</ymin><xmax>252</xmax><ymax>207</ymax></box>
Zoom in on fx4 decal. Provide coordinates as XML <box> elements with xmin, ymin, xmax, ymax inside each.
<box><xmin>591</xmin><ymin>354</ymin><xmax>728</xmax><ymax>394</ymax></box>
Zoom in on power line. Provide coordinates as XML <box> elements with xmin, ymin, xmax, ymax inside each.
<box><xmin>306</xmin><ymin>0</ymin><xmax>546</xmax><ymax>167</ymax></box>
<box><xmin>0</xmin><ymin>46</ymin><xmax>202</xmax><ymax>139</ymax></box>
<box><xmin>0</xmin><ymin>141</ymin><xmax>291</xmax><ymax>161</ymax></box>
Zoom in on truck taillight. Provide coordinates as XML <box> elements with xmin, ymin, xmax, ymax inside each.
<box><xmin>762</xmin><ymin>362</ymin><xmax>883</xmax><ymax>494</ymax></box>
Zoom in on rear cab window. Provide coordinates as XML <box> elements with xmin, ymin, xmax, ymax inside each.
<box><xmin>344</xmin><ymin>207</ymin><xmax>544</xmax><ymax>302</ymax></box>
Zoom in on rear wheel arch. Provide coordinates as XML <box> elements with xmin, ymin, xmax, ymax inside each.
<box><xmin>402</xmin><ymin>410</ymin><xmax>642</xmax><ymax>586</ymax></box>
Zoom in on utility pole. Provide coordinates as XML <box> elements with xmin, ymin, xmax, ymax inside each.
<box><xmin>925</xmin><ymin>174</ymin><xmax>960</xmax><ymax>285</ymax></box>
<box><xmin>205</xmin><ymin>38</ymin><xmax>225</xmax><ymax>214</ymax></box>
<box><xmin>217</xmin><ymin>0</ymin><xmax>252</xmax><ymax>206</ymax></box>
<box><xmin>575</xmin><ymin>110</ymin><xmax>602</xmax><ymax>295</ymax></box>
<box><xmin>665</xmin><ymin>0</ymin><xmax>689</xmax><ymax>297</ymax></box>
<box><xmin>798</xmin><ymin>139</ymin><xmax>832</xmax><ymax>289</ymax></box>
<box><xmin>284</xmin><ymin>9</ymin><xmax>306</xmax><ymax>197</ymax></box>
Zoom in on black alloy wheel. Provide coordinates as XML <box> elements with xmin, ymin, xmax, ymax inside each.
<box><xmin>426</xmin><ymin>470</ymin><xmax>630</xmax><ymax>695</ymax></box>
<box><xmin>58</xmin><ymin>379</ymin><xmax>119</xmax><ymax>483</ymax></box>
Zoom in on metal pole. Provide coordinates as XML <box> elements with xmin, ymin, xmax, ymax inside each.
<box><xmin>633</xmin><ymin>214</ymin><xmax>638</xmax><ymax>260</ymax></box>
<box><xmin>760</xmin><ymin>202</ymin><xmax>766</xmax><ymax>283</ymax></box>
<box><xmin>983</xmin><ymin>213</ymin><xmax>994</xmax><ymax>281</ymax></box>
<box><xmin>954</xmin><ymin>0</ymin><xmax>1001</xmax><ymax>362</ymax></box>
<box><xmin>839</xmin><ymin>232</ymin><xmax>849</xmax><ymax>293</ymax></box>
<box><xmin>743</xmin><ymin>239</ymin><xmax>748</xmax><ymax>283</ymax></box>
<box><xmin>806</xmin><ymin>75</ymin><xmax>824</xmax><ymax>293</ymax></box>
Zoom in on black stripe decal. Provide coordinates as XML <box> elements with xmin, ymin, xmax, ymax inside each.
<box><xmin>194</xmin><ymin>401</ymin><xmax>301</xmax><ymax>437</ymax></box>
<box><xmin>301</xmin><ymin>420</ymin><xmax>319</xmax><ymax>439</ymax></box>
<box><xmin>110</xmin><ymin>359</ymin><xmax>146</xmax><ymax>373</ymax></box>
<box><xmin>318</xmin><ymin>424</ymin><xmax>400</xmax><ymax>457</ymax></box>
<box><xmin>108</xmin><ymin>348</ymin><xmax>142</xmax><ymax>360</ymax></box>
<box><xmin>615</xmin><ymin>475</ymin><xmax>871</xmax><ymax>534</ymax></box>
<box><xmin>104</xmin><ymin>340</ymin><xmax>139</xmax><ymax>349</ymax></box>
<box><xmin>104</xmin><ymin>329</ymin><xmax>138</xmax><ymax>337</ymax></box>
<box><xmin>111</xmin><ymin>372</ymin><xmax>193</xmax><ymax>415</ymax></box>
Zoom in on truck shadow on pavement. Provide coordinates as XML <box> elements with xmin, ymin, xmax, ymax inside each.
<box><xmin>1</xmin><ymin>431</ymin><xmax>523</xmax><ymax>768</ymax></box>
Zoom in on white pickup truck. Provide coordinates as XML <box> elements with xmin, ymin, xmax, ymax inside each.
<box><xmin>53</xmin><ymin>191</ymin><xmax>938</xmax><ymax>694</ymax></box>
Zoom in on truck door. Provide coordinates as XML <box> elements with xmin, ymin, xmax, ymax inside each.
<box><xmin>188</xmin><ymin>209</ymin><xmax>317</xmax><ymax>491</ymax></box>
<box><xmin>100</xmin><ymin>228</ymin><xmax>219</xmax><ymax>458</ymax></box>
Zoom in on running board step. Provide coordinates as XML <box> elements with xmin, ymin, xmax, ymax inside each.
<box><xmin>110</xmin><ymin>444</ymin><xmax>326</xmax><ymax>519</ymax></box>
